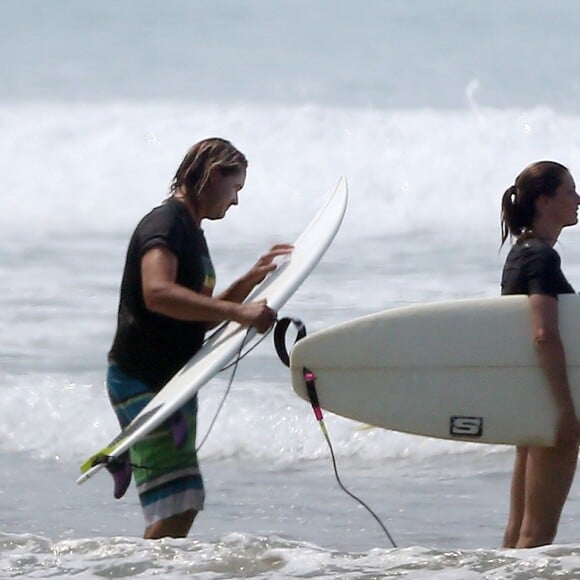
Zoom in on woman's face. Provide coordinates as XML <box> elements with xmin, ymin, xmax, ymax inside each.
<box><xmin>200</xmin><ymin>167</ymin><xmax>246</xmax><ymax>220</ymax></box>
<box><xmin>547</xmin><ymin>172</ymin><xmax>580</xmax><ymax>227</ymax></box>
<box><xmin>539</xmin><ymin>171</ymin><xmax>580</xmax><ymax>229</ymax></box>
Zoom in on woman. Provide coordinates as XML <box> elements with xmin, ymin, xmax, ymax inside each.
<box><xmin>500</xmin><ymin>160</ymin><xmax>580</xmax><ymax>548</ymax></box>
<box><xmin>106</xmin><ymin>137</ymin><xmax>292</xmax><ymax>539</ymax></box>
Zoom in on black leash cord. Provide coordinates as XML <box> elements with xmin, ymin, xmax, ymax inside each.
<box><xmin>196</xmin><ymin>326</ymin><xmax>255</xmax><ymax>452</ymax></box>
<box><xmin>321</xmin><ymin>419</ymin><xmax>398</xmax><ymax>548</ymax></box>
<box><xmin>302</xmin><ymin>368</ymin><xmax>398</xmax><ymax>549</ymax></box>
<box><xmin>274</xmin><ymin>318</ymin><xmax>397</xmax><ymax>549</ymax></box>
<box><xmin>196</xmin><ymin>325</ymin><xmax>274</xmax><ymax>449</ymax></box>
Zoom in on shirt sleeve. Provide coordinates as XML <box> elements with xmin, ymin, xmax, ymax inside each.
<box><xmin>139</xmin><ymin>205</ymin><xmax>184</xmax><ymax>257</ymax></box>
<box><xmin>526</xmin><ymin>246</ymin><xmax>561</xmax><ymax>297</ymax></box>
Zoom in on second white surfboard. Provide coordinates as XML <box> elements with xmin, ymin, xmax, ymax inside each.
<box><xmin>290</xmin><ymin>295</ymin><xmax>580</xmax><ymax>447</ymax></box>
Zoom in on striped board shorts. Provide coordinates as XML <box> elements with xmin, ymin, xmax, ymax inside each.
<box><xmin>106</xmin><ymin>364</ymin><xmax>205</xmax><ymax>525</ymax></box>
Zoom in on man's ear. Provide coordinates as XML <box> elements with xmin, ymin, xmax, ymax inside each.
<box><xmin>207</xmin><ymin>165</ymin><xmax>221</xmax><ymax>185</ymax></box>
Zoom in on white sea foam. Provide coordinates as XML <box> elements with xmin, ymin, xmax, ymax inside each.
<box><xmin>1</xmin><ymin>532</ymin><xmax>580</xmax><ymax>579</ymax></box>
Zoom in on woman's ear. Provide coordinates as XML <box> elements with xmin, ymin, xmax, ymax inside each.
<box><xmin>535</xmin><ymin>193</ymin><xmax>550</xmax><ymax>215</ymax></box>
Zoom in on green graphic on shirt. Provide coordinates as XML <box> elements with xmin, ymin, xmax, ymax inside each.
<box><xmin>201</xmin><ymin>255</ymin><xmax>216</xmax><ymax>296</ymax></box>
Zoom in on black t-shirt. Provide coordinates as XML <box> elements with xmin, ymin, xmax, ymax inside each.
<box><xmin>109</xmin><ymin>198</ymin><xmax>216</xmax><ymax>390</ymax></box>
<box><xmin>501</xmin><ymin>238</ymin><xmax>574</xmax><ymax>297</ymax></box>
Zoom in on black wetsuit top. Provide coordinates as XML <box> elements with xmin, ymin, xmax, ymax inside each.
<box><xmin>109</xmin><ymin>198</ymin><xmax>216</xmax><ymax>390</ymax></box>
<box><xmin>501</xmin><ymin>238</ymin><xmax>574</xmax><ymax>297</ymax></box>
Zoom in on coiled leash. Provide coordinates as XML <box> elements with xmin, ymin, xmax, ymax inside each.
<box><xmin>273</xmin><ymin>316</ymin><xmax>307</xmax><ymax>366</ymax></box>
<box><xmin>274</xmin><ymin>317</ymin><xmax>397</xmax><ymax>549</ymax></box>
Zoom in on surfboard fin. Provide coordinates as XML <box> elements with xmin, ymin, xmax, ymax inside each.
<box><xmin>169</xmin><ymin>411</ymin><xmax>188</xmax><ymax>449</ymax></box>
<box><xmin>105</xmin><ymin>452</ymin><xmax>132</xmax><ymax>499</ymax></box>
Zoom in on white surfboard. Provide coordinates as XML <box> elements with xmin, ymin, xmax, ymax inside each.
<box><xmin>78</xmin><ymin>177</ymin><xmax>348</xmax><ymax>483</ymax></box>
<box><xmin>290</xmin><ymin>294</ymin><xmax>580</xmax><ymax>447</ymax></box>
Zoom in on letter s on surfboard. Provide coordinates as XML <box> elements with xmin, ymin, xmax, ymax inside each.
<box><xmin>449</xmin><ymin>416</ymin><xmax>484</xmax><ymax>437</ymax></box>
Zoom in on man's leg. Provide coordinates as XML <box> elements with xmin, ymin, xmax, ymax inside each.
<box><xmin>144</xmin><ymin>509</ymin><xmax>198</xmax><ymax>539</ymax></box>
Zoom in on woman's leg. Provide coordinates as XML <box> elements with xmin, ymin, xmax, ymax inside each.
<box><xmin>516</xmin><ymin>445</ymin><xmax>578</xmax><ymax>548</ymax></box>
<box><xmin>503</xmin><ymin>446</ymin><xmax>528</xmax><ymax>548</ymax></box>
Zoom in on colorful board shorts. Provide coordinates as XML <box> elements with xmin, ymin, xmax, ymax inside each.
<box><xmin>106</xmin><ymin>364</ymin><xmax>205</xmax><ymax>525</ymax></box>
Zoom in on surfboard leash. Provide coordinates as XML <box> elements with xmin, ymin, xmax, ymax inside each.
<box><xmin>195</xmin><ymin>326</ymin><xmax>259</xmax><ymax>452</ymax></box>
<box><xmin>274</xmin><ymin>317</ymin><xmax>398</xmax><ymax>549</ymax></box>
<box><xmin>302</xmin><ymin>368</ymin><xmax>397</xmax><ymax>549</ymax></box>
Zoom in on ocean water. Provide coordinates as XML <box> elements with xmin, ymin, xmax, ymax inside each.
<box><xmin>3</xmin><ymin>1</ymin><xmax>580</xmax><ymax>578</ymax></box>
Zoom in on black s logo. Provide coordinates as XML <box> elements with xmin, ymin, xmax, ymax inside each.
<box><xmin>450</xmin><ymin>416</ymin><xmax>483</xmax><ymax>437</ymax></box>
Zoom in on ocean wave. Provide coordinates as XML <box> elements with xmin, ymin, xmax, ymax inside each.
<box><xmin>3</xmin><ymin>102</ymin><xmax>580</xmax><ymax>244</ymax></box>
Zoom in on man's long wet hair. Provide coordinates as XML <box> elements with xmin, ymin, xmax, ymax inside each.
<box><xmin>169</xmin><ymin>138</ymin><xmax>248</xmax><ymax>203</ymax></box>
